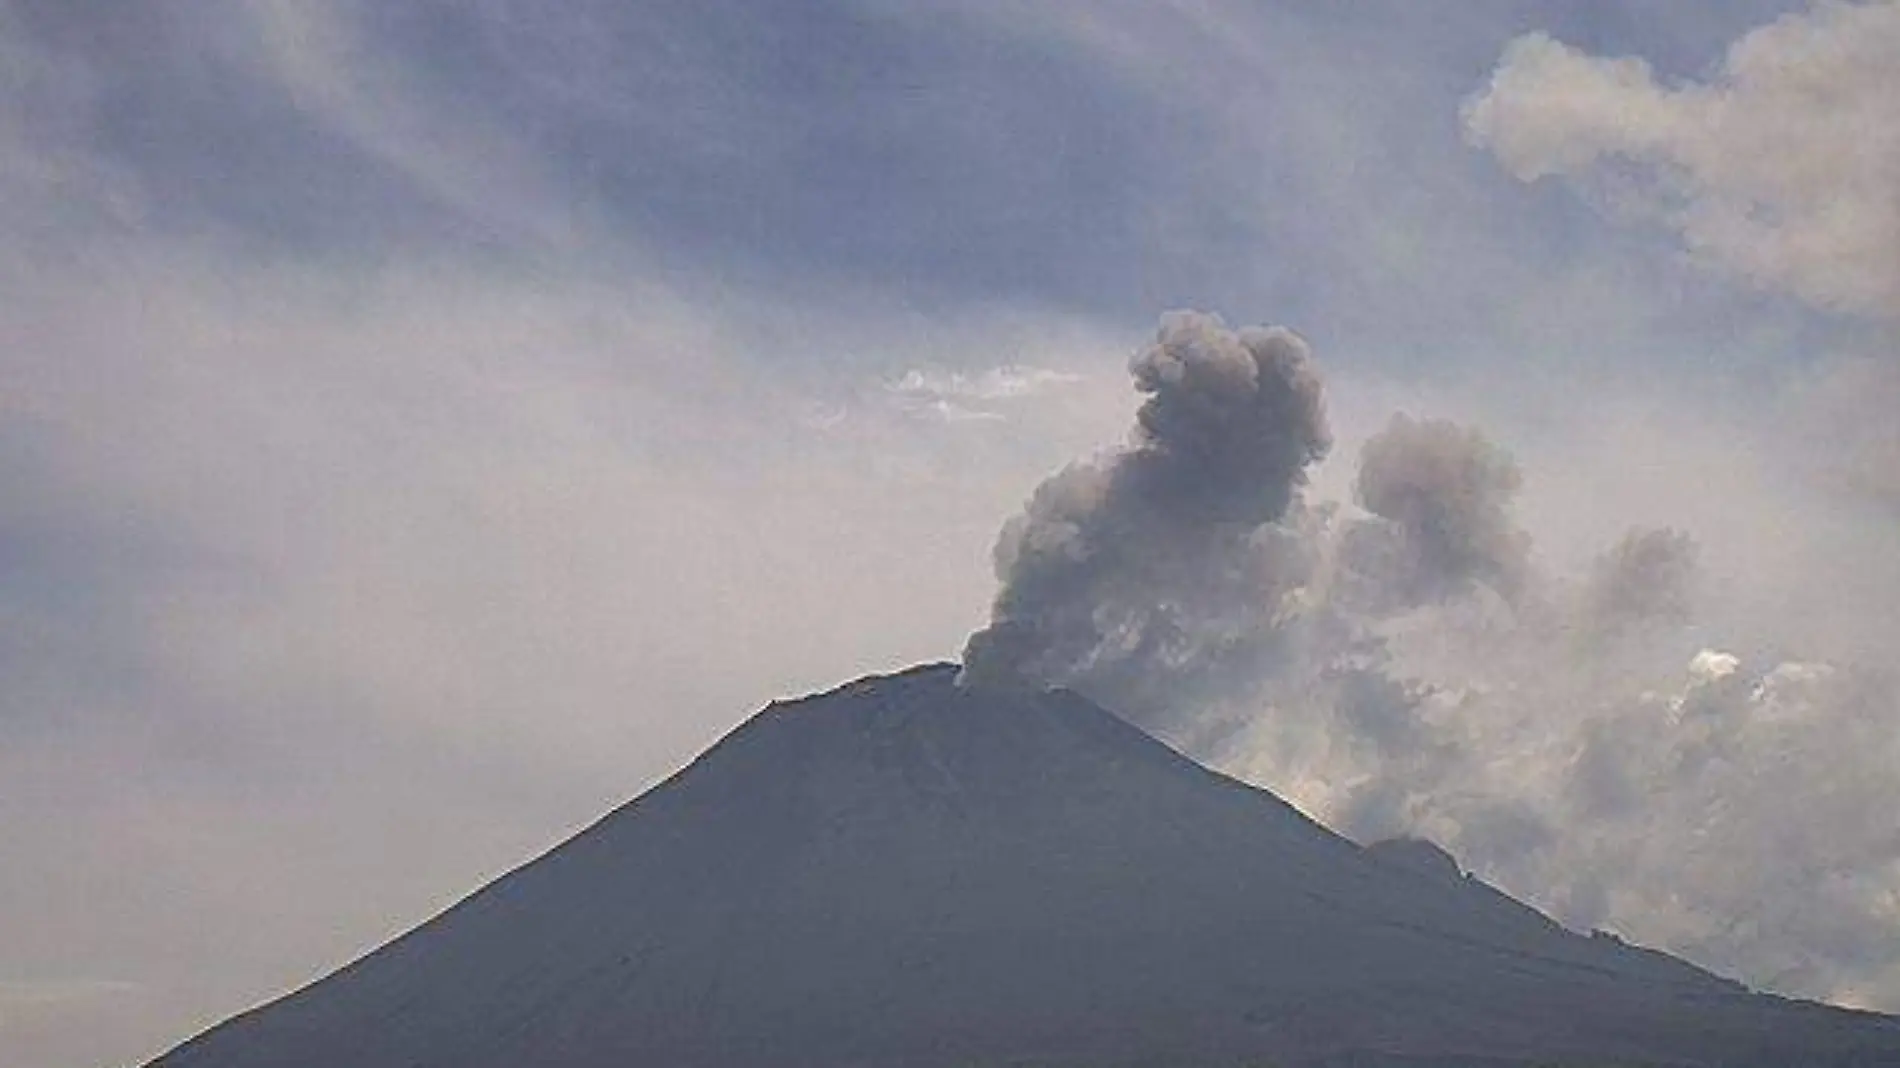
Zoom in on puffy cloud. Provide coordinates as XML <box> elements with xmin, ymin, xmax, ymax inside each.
<box><xmin>1438</xmin><ymin>12</ymin><xmax>1900</xmax><ymax>1005</ymax></box>
<box><xmin>1464</xmin><ymin>2</ymin><xmax>1900</xmax><ymax>318</ymax></box>
<box><xmin>1229</xmin><ymin>614</ymin><xmax>1900</xmax><ymax>1011</ymax></box>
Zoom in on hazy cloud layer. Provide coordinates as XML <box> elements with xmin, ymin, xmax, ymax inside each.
<box><xmin>0</xmin><ymin>10</ymin><xmax>1127</xmax><ymax>1061</ymax></box>
<box><xmin>6</xmin><ymin>4</ymin><xmax>1899</xmax><ymax>1067</ymax></box>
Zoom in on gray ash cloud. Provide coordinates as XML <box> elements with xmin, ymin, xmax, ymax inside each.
<box><xmin>960</xmin><ymin>310</ymin><xmax>1328</xmax><ymax>722</ymax></box>
<box><xmin>960</xmin><ymin>306</ymin><xmax>1900</xmax><ymax>1012</ymax></box>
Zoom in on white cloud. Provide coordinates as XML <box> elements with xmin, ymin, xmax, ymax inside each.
<box><xmin>886</xmin><ymin>365</ymin><xmax>1084</xmax><ymax>422</ymax></box>
<box><xmin>1687</xmin><ymin>647</ymin><xmax>1741</xmax><ymax>682</ymax></box>
<box><xmin>1464</xmin><ymin>2</ymin><xmax>1900</xmax><ymax>317</ymax></box>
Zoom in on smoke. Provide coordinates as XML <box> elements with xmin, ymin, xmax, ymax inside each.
<box><xmin>1342</xmin><ymin>414</ymin><xmax>1530</xmax><ymax>610</ymax></box>
<box><xmin>1462</xmin><ymin>2</ymin><xmax>1900</xmax><ymax>320</ymax></box>
<box><xmin>1436</xmin><ymin>8</ymin><xmax>1900</xmax><ymax>1007</ymax></box>
<box><xmin>959</xmin><ymin>310</ymin><xmax>1329</xmax><ymax>720</ymax></box>
<box><xmin>1583</xmin><ymin>526</ymin><xmax>1699</xmax><ymax>632</ymax></box>
<box><xmin>961</xmin><ymin>300</ymin><xmax>1900</xmax><ymax>1010</ymax></box>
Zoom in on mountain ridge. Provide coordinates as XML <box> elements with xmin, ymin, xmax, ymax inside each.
<box><xmin>148</xmin><ymin>663</ymin><xmax>1900</xmax><ymax>1067</ymax></box>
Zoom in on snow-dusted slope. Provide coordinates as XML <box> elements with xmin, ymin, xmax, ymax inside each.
<box><xmin>150</xmin><ymin>664</ymin><xmax>1900</xmax><ymax>1067</ymax></box>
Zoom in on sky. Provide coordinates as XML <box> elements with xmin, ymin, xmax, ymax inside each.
<box><xmin>1</xmin><ymin>3</ymin><xmax>1896</xmax><ymax>1066</ymax></box>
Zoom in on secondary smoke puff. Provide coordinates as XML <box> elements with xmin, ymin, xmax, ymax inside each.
<box><xmin>1348</xmin><ymin>414</ymin><xmax>1529</xmax><ymax>606</ymax></box>
<box><xmin>1462</xmin><ymin>3</ymin><xmax>1900</xmax><ymax>318</ymax></box>
<box><xmin>1585</xmin><ymin>526</ymin><xmax>1698</xmax><ymax>629</ymax></box>
<box><xmin>960</xmin><ymin>310</ymin><xmax>1329</xmax><ymax>711</ymax></box>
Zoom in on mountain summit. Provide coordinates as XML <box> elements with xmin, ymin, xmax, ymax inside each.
<box><xmin>150</xmin><ymin>664</ymin><xmax>1899</xmax><ymax>1067</ymax></box>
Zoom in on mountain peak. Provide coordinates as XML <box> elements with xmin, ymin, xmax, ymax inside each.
<box><xmin>1366</xmin><ymin>836</ymin><xmax>1465</xmax><ymax>883</ymax></box>
<box><xmin>151</xmin><ymin>663</ymin><xmax>1900</xmax><ymax>1068</ymax></box>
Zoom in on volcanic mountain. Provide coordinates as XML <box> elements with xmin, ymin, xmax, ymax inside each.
<box><xmin>149</xmin><ymin>663</ymin><xmax>1900</xmax><ymax>1067</ymax></box>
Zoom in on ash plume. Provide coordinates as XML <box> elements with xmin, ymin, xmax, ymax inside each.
<box><xmin>963</xmin><ymin>308</ymin><xmax>1900</xmax><ymax>1013</ymax></box>
<box><xmin>959</xmin><ymin>310</ymin><xmax>1329</xmax><ymax>719</ymax></box>
<box><xmin>1341</xmin><ymin>414</ymin><xmax>1530</xmax><ymax>610</ymax></box>
<box><xmin>1583</xmin><ymin>526</ymin><xmax>1699</xmax><ymax>632</ymax></box>
<box><xmin>955</xmin><ymin>6</ymin><xmax>1900</xmax><ymax>1008</ymax></box>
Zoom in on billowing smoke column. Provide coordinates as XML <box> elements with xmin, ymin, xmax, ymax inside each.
<box><xmin>960</xmin><ymin>310</ymin><xmax>1329</xmax><ymax>720</ymax></box>
<box><xmin>963</xmin><ymin>306</ymin><xmax>1900</xmax><ymax>1012</ymax></box>
<box><xmin>958</xmin><ymin>9</ymin><xmax>1900</xmax><ymax>1009</ymax></box>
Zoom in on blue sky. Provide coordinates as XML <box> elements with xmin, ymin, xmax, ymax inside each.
<box><xmin>2</xmin><ymin>3</ymin><xmax>1896</xmax><ymax>1066</ymax></box>
<box><xmin>11</xmin><ymin>1</ymin><xmax>1835</xmax><ymax>340</ymax></box>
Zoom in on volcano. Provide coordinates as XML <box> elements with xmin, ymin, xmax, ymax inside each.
<box><xmin>149</xmin><ymin>664</ymin><xmax>1900</xmax><ymax>1067</ymax></box>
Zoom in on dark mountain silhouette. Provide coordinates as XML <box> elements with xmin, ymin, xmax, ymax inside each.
<box><xmin>149</xmin><ymin>663</ymin><xmax>1900</xmax><ymax>1067</ymax></box>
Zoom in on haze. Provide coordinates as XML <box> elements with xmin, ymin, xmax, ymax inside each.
<box><xmin>1</xmin><ymin>4</ymin><xmax>1895</xmax><ymax>1067</ymax></box>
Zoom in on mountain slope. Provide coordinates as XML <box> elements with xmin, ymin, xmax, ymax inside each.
<box><xmin>149</xmin><ymin>663</ymin><xmax>1900</xmax><ymax>1067</ymax></box>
